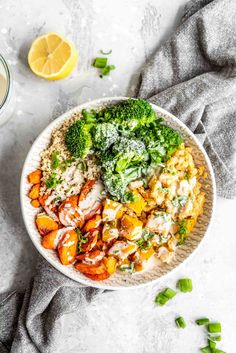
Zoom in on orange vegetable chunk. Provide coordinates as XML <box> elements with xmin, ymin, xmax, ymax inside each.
<box><xmin>35</xmin><ymin>212</ymin><xmax>59</xmax><ymax>236</ymax></box>
<box><xmin>82</xmin><ymin>214</ymin><xmax>102</xmax><ymax>233</ymax></box>
<box><xmin>58</xmin><ymin>195</ymin><xmax>84</xmax><ymax>227</ymax></box>
<box><xmin>74</xmin><ymin>261</ymin><xmax>107</xmax><ymax>275</ymax></box>
<box><xmin>28</xmin><ymin>169</ymin><xmax>42</xmax><ymax>184</ymax></box>
<box><xmin>84</xmin><ymin>271</ymin><xmax>110</xmax><ymax>281</ymax></box>
<box><xmin>31</xmin><ymin>199</ymin><xmax>40</xmax><ymax>208</ymax></box>
<box><xmin>28</xmin><ymin>183</ymin><xmax>40</xmax><ymax>200</ymax></box>
<box><xmin>58</xmin><ymin>229</ymin><xmax>78</xmax><ymax>265</ymax></box>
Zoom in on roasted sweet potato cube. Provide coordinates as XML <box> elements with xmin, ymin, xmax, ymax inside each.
<box><xmin>104</xmin><ymin>256</ymin><xmax>117</xmax><ymax>274</ymax></box>
<box><xmin>31</xmin><ymin>199</ymin><xmax>40</xmax><ymax>208</ymax></box>
<box><xmin>57</xmin><ymin>230</ymin><xmax>78</xmax><ymax>265</ymax></box>
<box><xmin>42</xmin><ymin>230</ymin><xmax>59</xmax><ymax>249</ymax></box>
<box><xmin>125</xmin><ymin>190</ymin><xmax>146</xmax><ymax>216</ymax></box>
<box><xmin>28</xmin><ymin>183</ymin><xmax>40</xmax><ymax>200</ymax></box>
<box><xmin>120</xmin><ymin>214</ymin><xmax>143</xmax><ymax>241</ymax></box>
<box><xmin>102</xmin><ymin>199</ymin><xmax>124</xmax><ymax>222</ymax></box>
<box><xmin>82</xmin><ymin>214</ymin><xmax>102</xmax><ymax>233</ymax></box>
<box><xmin>139</xmin><ymin>247</ymin><xmax>155</xmax><ymax>261</ymax></box>
<box><xmin>102</xmin><ymin>223</ymin><xmax>119</xmax><ymax>242</ymax></box>
<box><xmin>35</xmin><ymin>213</ymin><xmax>59</xmax><ymax>236</ymax></box>
<box><xmin>28</xmin><ymin>169</ymin><xmax>42</xmax><ymax>184</ymax></box>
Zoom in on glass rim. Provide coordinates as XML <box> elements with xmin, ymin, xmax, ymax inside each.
<box><xmin>0</xmin><ymin>54</ymin><xmax>12</xmax><ymax>111</ymax></box>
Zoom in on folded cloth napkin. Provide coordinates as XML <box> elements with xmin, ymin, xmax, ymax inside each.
<box><xmin>1</xmin><ymin>0</ymin><xmax>236</xmax><ymax>352</ymax></box>
<box><xmin>138</xmin><ymin>0</ymin><xmax>236</xmax><ymax>199</ymax></box>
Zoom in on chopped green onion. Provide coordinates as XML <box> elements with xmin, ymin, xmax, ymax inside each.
<box><xmin>51</xmin><ymin>151</ymin><xmax>60</xmax><ymax>169</ymax></box>
<box><xmin>214</xmin><ymin>350</ymin><xmax>226</xmax><ymax>353</ymax></box>
<box><xmin>100</xmin><ymin>49</ymin><xmax>112</xmax><ymax>55</ymax></box>
<box><xmin>208</xmin><ymin>323</ymin><xmax>221</xmax><ymax>333</ymax></box>
<box><xmin>177</xmin><ymin>278</ymin><xmax>193</xmax><ymax>292</ymax></box>
<box><xmin>196</xmin><ymin>318</ymin><xmax>210</xmax><ymax>326</ymax></box>
<box><xmin>93</xmin><ymin>57</ymin><xmax>107</xmax><ymax>68</ymax></box>
<box><xmin>175</xmin><ymin>316</ymin><xmax>186</xmax><ymax>329</ymax></box>
<box><xmin>208</xmin><ymin>339</ymin><xmax>216</xmax><ymax>350</ymax></box>
<box><xmin>200</xmin><ymin>346</ymin><xmax>212</xmax><ymax>353</ymax></box>
<box><xmin>101</xmin><ymin>65</ymin><xmax>116</xmax><ymax>76</ymax></box>
<box><xmin>155</xmin><ymin>292</ymin><xmax>169</xmax><ymax>306</ymax></box>
<box><xmin>163</xmin><ymin>288</ymin><xmax>176</xmax><ymax>299</ymax></box>
<box><xmin>208</xmin><ymin>335</ymin><xmax>221</xmax><ymax>342</ymax></box>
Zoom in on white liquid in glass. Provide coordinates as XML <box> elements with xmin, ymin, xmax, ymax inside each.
<box><xmin>0</xmin><ymin>56</ymin><xmax>15</xmax><ymax>126</ymax></box>
<box><xmin>0</xmin><ymin>72</ymin><xmax>7</xmax><ymax>104</ymax></box>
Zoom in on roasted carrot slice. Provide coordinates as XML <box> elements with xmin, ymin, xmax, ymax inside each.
<box><xmin>31</xmin><ymin>199</ymin><xmax>40</xmax><ymax>208</ymax></box>
<box><xmin>81</xmin><ymin>229</ymin><xmax>99</xmax><ymax>252</ymax></box>
<box><xmin>58</xmin><ymin>229</ymin><xmax>78</xmax><ymax>265</ymax></box>
<box><xmin>82</xmin><ymin>214</ymin><xmax>102</xmax><ymax>233</ymax></box>
<box><xmin>58</xmin><ymin>195</ymin><xmax>84</xmax><ymax>227</ymax></box>
<box><xmin>35</xmin><ymin>213</ymin><xmax>59</xmax><ymax>236</ymax></box>
<box><xmin>28</xmin><ymin>183</ymin><xmax>40</xmax><ymax>200</ymax></box>
<box><xmin>74</xmin><ymin>261</ymin><xmax>107</xmax><ymax>275</ymax></box>
<box><xmin>78</xmin><ymin>179</ymin><xmax>96</xmax><ymax>202</ymax></box>
<box><xmin>42</xmin><ymin>229</ymin><xmax>59</xmax><ymax>249</ymax></box>
<box><xmin>84</xmin><ymin>271</ymin><xmax>110</xmax><ymax>281</ymax></box>
<box><xmin>28</xmin><ymin>169</ymin><xmax>42</xmax><ymax>184</ymax></box>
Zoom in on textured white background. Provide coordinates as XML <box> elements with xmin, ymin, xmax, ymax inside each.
<box><xmin>0</xmin><ymin>0</ymin><xmax>235</xmax><ymax>352</ymax></box>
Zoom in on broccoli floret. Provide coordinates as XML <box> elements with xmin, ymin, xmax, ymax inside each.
<box><xmin>65</xmin><ymin>120</ymin><xmax>92</xmax><ymax>158</ymax></box>
<box><xmin>102</xmin><ymin>166</ymin><xmax>142</xmax><ymax>200</ymax></box>
<box><xmin>92</xmin><ymin>123</ymin><xmax>119</xmax><ymax>151</ymax></box>
<box><xmin>97</xmin><ymin>98</ymin><xmax>156</xmax><ymax>129</ymax></box>
<box><xmin>112</xmin><ymin>137</ymin><xmax>148</xmax><ymax>172</ymax></box>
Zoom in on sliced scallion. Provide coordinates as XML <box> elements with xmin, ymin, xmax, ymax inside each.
<box><xmin>208</xmin><ymin>335</ymin><xmax>221</xmax><ymax>342</ymax></box>
<box><xmin>208</xmin><ymin>339</ymin><xmax>216</xmax><ymax>350</ymax></box>
<box><xmin>163</xmin><ymin>288</ymin><xmax>176</xmax><ymax>299</ymax></box>
<box><xmin>155</xmin><ymin>292</ymin><xmax>169</xmax><ymax>306</ymax></box>
<box><xmin>196</xmin><ymin>318</ymin><xmax>210</xmax><ymax>326</ymax></box>
<box><xmin>101</xmin><ymin>64</ymin><xmax>116</xmax><ymax>76</ymax></box>
<box><xmin>208</xmin><ymin>323</ymin><xmax>221</xmax><ymax>333</ymax></box>
<box><xmin>200</xmin><ymin>347</ymin><xmax>212</xmax><ymax>353</ymax></box>
<box><xmin>93</xmin><ymin>57</ymin><xmax>108</xmax><ymax>68</ymax></box>
<box><xmin>175</xmin><ymin>316</ymin><xmax>186</xmax><ymax>329</ymax></box>
<box><xmin>177</xmin><ymin>278</ymin><xmax>193</xmax><ymax>292</ymax></box>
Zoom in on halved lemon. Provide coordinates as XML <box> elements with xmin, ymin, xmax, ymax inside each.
<box><xmin>28</xmin><ymin>32</ymin><xmax>78</xmax><ymax>80</ymax></box>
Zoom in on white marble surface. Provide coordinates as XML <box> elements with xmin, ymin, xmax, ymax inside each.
<box><xmin>0</xmin><ymin>0</ymin><xmax>235</xmax><ymax>352</ymax></box>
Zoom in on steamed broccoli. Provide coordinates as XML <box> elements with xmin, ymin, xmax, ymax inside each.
<box><xmin>65</xmin><ymin>120</ymin><xmax>92</xmax><ymax>158</ymax></box>
<box><xmin>92</xmin><ymin>123</ymin><xmax>119</xmax><ymax>151</ymax></box>
<box><xmin>102</xmin><ymin>166</ymin><xmax>142</xmax><ymax>200</ymax></box>
<box><xmin>97</xmin><ymin>98</ymin><xmax>156</xmax><ymax>129</ymax></box>
<box><xmin>112</xmin><ymin>137</ymin><xmax>148</xmax><ymax>172</ymax></box>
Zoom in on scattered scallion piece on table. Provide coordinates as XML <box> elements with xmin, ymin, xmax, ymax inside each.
<box><xmin>100</xmin><ymin>64</ymin><xmax>116</xmax><ymax>76</ymax></box>
<box><xmin>214</xmin><ymin>350</ymin><xmax>226</xmax><ymax>353</ymax></box>
<box><xmin>200</xmin><ymin>346</ymin><xmax>212</xmax><ymax>353</ymax></box>
<box><xmin>208</xmin><ymin>323</ymin><xmax>221</xmax><ymax>333</ymax></box>
<box><xmin>175</xmin><ymin>316</ymin><xmax>186</xmax><ymax>329</ymax></box>
<box><xmin>208</xmin><ymin>335</ymin><xmax>221</xmax><ymax>342</ymax></box>
<box><xmin>196</xmin><ymin>318</ymin><xmax>210</xmax><ymax>326</ymax></box>
<box><xmin>155</xmin><ymin>288</ymin><xmax>176</xmax><ymax>306</ymax></box>
<box><xmin>93</xmin><ymin>57</ymin><xmax>108</xmax><ymax>68</ymax></box>
<box><xmin>177</xmin><ymin>278</ymin><xmax>193</xmax><ymax>292</ymax></box>
<box><xmin>100</xmin><ymin>49</ymin><xmax>112</xmax><ymax>55</ymax></box>
<box><xmin>163</xmin><ymin>288</ymin><xmax>177</xmax><ymax>299</ymax></box>
<box><xmin>208</xmin><ymin>339</ymin><xmax>216</xmax><ymax>350</ymax></box>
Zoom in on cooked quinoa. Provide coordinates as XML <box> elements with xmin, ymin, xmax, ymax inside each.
<box><xmin>40</xmin><ymin>112</ymin><xmax>101</xmax><ymax>201</ymax></box>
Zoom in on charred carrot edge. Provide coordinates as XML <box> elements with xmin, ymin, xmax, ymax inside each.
<box><xmin>79</xmin><ymin>179</ymin><xmax>96</xmax><ymax>202</ymax></box>
<box><xmin>28</xmin><ymin>169</ymin><xmax>42</xmax><ymax>184</ymax></box>
<box><xmin>31</xmin><ymin>199</ymin><xmax>41</xmax><ymax>208</ymax></box>
<box><xmin>84</xmin><ymin>271</ymin><xmax>110</xmax><ymax>281</ymax></box>
<box><xmin>28</xmin><ymin>183</ymin><xmax>40</xmax><ymax>200</ymax></box>
<box><xmin>74</xmin><ymin>261</ymin><xmax>106</xmax><ymax>275</ymax></box>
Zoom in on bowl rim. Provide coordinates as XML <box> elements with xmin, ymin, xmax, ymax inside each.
<box><xmin>20</xmin><ymin>97</ymin><xmax>216</xmax><ymax>290</ymax></box>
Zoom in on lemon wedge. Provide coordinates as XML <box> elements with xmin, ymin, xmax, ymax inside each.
<box><xmin>28</xmin><ymin>32</ymin><xmax>78</xmax><ymax>80</ymax></box>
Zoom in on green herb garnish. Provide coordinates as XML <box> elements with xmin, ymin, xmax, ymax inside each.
<box><xmin>177</xmin><ymin>278</ymin><xmax>193</xmax><ymax>292</ymax></box>
<box><xmin>155</xmin><ymin>287</ymin><xmax>176</xmax><ymax>306</ymax></box>
<box><xmin>175</xmin><ymin>316</ymin><xmax>186</xmax><ymax>329</ymax></box>
<box><xmin>93</xmin><ymin>57</ymin><xmax>107</xmax><ymax>68</ymax></box>
<box><xmin>51</xmin><ymin>151</ymin><xmax>60</xmax><ymax>169</ymax></box>
<box><xmin>208</xmin><ymin>323</ymin><xmax>221</xmax><ymax>333</ymax></box>
<box><xmin>45</xmin><ymin>173</ymin><xmax>61</xmax><ymax>189</ymax></box>
<box><xmin>196</xmin><ymin>318</ymin><xmax>210</xmax><ymax>326</ymax></box>
<box><xmin>100</xmin><ymin>65</ymin><xmax>115</xmax><ymax>77</ymax></box>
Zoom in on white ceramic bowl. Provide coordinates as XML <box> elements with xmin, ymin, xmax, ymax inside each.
<box><xmin>20</xmin><ymin>97</ymin><xmax>216</xmax><ymax>289</ymax></box>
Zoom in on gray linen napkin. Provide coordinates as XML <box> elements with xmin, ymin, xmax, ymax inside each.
<box><xmin>138</xmin><ymin>0</ymin><xmax>236</xmax><ymax>199</ymax></box>
<box><xmin>1</xmin><ymin>0</ymin><xmax>236</xmax><ymax>352</ymax></box>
